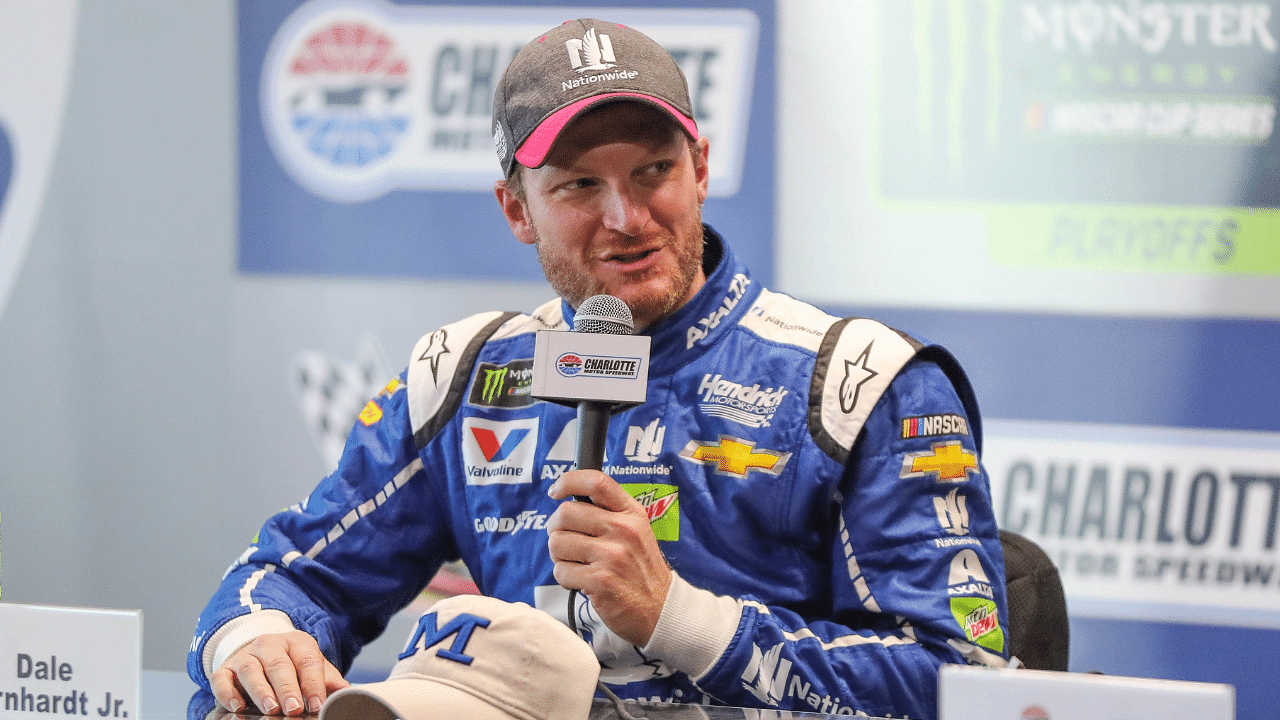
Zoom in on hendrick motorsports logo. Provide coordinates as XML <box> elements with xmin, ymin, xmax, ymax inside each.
<box><xmin>555</xmin><ymin>353</ymin><xmax>641</xmax><ymax>379</ymax></box>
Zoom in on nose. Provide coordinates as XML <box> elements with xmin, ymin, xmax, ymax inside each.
<box><xmin>599</xmin><ymin>183</ymin><xmax>650</xmax><ymax>237</ymax></box>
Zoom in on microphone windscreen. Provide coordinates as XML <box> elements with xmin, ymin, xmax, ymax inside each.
<box><xmin>573</xmin><ymin>295</ymin><xmax>633</xmax><ymax>335</ymax></box>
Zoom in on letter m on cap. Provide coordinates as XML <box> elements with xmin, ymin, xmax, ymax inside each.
<box><xmin>399</xmin><ymin>612</ymin><xmax>491</xmax><ymax>665</ymax></box>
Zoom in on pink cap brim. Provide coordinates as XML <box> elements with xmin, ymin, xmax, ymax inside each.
<box><xmin>514</xmin><ymin>92</ymin><xmax>699</xmax><ymax>169</ymax></box>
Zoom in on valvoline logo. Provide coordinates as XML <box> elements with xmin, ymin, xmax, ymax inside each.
<box><xmin>470</xmin><ymin>425</ymin><xmax>531</xmax><ymax>462</ymax></box>
<box><xmin>556</xmin><ymin>353</ymin><xmax>583</xmax><ymax>377</ymax></box>
<box><xmin>461</xmin><ymin>417</ymin><xmax>538</xmax><ymax>486</ymax></box>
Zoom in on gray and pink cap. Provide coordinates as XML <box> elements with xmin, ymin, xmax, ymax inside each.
<box><xmin>492</xmin><ymin>18</ymin><xmax>699</xmax><ymax>177</ymax></box>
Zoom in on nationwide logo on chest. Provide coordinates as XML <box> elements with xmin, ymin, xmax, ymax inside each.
<box><xmin>468</xmin><ymin>358</ymin><xmax>535</xmax><ymax>409</ymax></box>
<box><xmin>679</xmin><ymin>435</ymin><xmax>791</xmax><ymax>479</ymax></box>
<box><xmin>462</xmin><ymin>417</ymin><xmax>538</xmax><ymax>485</ymax></box>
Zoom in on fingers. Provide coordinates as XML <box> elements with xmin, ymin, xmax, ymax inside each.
<box><xmin>545</xmin><ymin>469</ymin><xmax>671</xmax><ymax>646</ymax></box>
<box><xmin>212</xmin><ymin>631</ymin><xmax>346</xmax><ymax>715</ymax></box>
<box><xmin>547</xmin><ymin>469</ymin><xmax>641</xmax><ymax>513</ymax></box>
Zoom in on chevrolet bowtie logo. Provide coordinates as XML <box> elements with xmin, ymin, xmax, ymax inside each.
<box><xmin>901</xmin><ymin>441</ymin><xmax>979</xmax><ymax>483</ymax></box>
<box><xmin>679</xmin><ymin>436</ymin><xmax>791</xmax><ymax>479</ymax></box>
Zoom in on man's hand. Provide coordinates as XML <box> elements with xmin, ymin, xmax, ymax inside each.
<box><xmin>546</xmin><ymin>469</ymin><xmax>672</xmax><ymax>646</ymax></box>
<box><xmin>210</xmin><ymin>630</ymin><xmax>349</xmax><ymax>715</ymax></box>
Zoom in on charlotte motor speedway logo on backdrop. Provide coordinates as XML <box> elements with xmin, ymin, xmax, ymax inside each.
<box><xmin>261</xmin><ymin>0</ymin><xmax>759</xmax><ymax>202</ymax></box>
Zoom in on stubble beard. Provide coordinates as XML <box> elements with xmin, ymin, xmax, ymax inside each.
<box><xmin>534</xmin><ymin>213</ymin><xmax>705</xmax><ymax>330</ymax></box>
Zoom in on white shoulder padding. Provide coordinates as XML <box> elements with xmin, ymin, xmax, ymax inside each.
<box><xmin>738</xmin><ymin>288</ymin><xmax>839</xmax><ymax>353</ymax></box>
<box><xmin>813</xmin><ymin>318</ymin><xmax>920</xmax><ymax>462</ymax></box>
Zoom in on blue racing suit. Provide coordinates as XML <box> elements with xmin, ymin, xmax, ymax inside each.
<box><xmin>189</xmin><ymin>226</ymin><xmax>1008</xmax><ymax>720</ymax></box>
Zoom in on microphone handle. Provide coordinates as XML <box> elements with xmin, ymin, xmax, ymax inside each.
<box><xmin>573</xmin><ymin>400</ymin><xmax>611</xmax><ymax>502</ymax></box>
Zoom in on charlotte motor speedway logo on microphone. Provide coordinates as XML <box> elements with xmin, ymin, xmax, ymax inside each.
<box><xmin>555</xmin><ymin>353</ymin><xmax>642</xmax><ymax>380</ymax></box>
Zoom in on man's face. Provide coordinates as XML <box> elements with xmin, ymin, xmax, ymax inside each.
<box><xmin>495</xmin><ymin>102</ymin><xmax>710</xmax><ymax>331</ymax></box>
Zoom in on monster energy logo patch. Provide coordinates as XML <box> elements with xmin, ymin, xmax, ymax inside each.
<box><xmin>469</xmin><ymin>359</ymin><xmax>536</xmax><ymax>408</ymax></box>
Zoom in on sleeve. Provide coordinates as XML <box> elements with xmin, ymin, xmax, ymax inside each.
<box><xmin>643</xmin><ymin>355</ymin><xmax>1009</xmax><ymax>720</ymax></box>
<box><xmin>186</xmin><ymin>374</ymin><xmax>458</xmax><ymax>690</ymax></box>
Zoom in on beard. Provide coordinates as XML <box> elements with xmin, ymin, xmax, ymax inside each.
<box><xmin>534</xmin><ymin>212</ymin><xmax>705</xmax><ymax>330</ymax></box>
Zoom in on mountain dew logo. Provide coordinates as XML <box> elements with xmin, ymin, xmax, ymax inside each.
<box><xmin>623</xmin><ymin>484</ymin><xmax>679</xmax><ymax>541</ymax></box>
<box><xmin>950</xmin><ymin>597</ymin><xmax>1004</xmax><ymax>653</ymax></box>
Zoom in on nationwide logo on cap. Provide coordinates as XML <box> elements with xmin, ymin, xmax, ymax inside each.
<box><xmin>566</xmin><ymin>28</ymin><xmax>616</xmax><ymax>71</ymax></box>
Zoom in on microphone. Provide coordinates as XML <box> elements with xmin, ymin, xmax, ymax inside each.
<box><xmin>571</xmin><ymin>295</ymin><xmax>634</xmax><ymax>483</ymax></box>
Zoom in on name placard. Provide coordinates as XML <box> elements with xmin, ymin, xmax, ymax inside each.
<box><xmin>0</xmin><ymin>602</ymin><xmax>140</xmax><ymax>718</ymax></box>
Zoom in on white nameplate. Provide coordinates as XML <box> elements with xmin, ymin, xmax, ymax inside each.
<box><xmin>531</xmin><ymin>330</ymin><xmax>650</xmax><ymax>404</ymax></box>
<box><xmin>0</xmin><ymin>602</ymin><xmax>141</xmax><ymax>718</ymax></box>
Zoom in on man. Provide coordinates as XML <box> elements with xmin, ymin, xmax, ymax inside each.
<box><xmin>190</xmin><ymin>18</ymin><xmax>1009</xmax><ymax>720</ymax></box>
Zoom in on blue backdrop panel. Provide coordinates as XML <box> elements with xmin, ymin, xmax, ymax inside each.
<box><xmin>237</xmin><ymin>0</ymin><xmax>776</xmax><ymax>285</ymax></box>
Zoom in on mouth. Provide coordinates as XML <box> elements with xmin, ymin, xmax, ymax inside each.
<box><xmin>607</xmin><ymin>247</ymin><xmax>659</xmax><ymax>264</ymax></box>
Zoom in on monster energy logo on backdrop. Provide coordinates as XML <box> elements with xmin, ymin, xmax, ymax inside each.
<box><xmin>469</xmin><ymin>359</ymin><xmax>536</xmax><ymax>409</ymax></box>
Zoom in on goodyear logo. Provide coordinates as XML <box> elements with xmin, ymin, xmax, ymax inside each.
<box><xmin>679</xmin><ymin>436</ymin><xmax>791</xmax><ymax>479</ymax></box>
<box><xmin>900</xmin><ymin>441</ymin><xmax>979</xmax><ymax>483</ymax></box>
<box><xmin>901</xmin><ymin>413</ymin><xmax>969</xmax><ymax>439</ymax></box>
<box><xmin>624</xmin><ymin>484</ymin><xmax>680</xmax><ymax>541</ymax></box>
<box><xmin>468</xmin><ymin>358</ymin><xmax>535</xmax><ymax>409</ymax></box>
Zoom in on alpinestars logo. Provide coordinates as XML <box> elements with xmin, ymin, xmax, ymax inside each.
<box><xmin>839</xmin><ymin>342</ymin><xmax>877</xmax><ymax>414</ymax></box>
<box><xmin>462</xmin><ymin>417</ymin><xmax>538</xmax><ymax>485</ymax></box>
<box><xmin>566</xmin><ymin>28</ymin><xmax>615</xmax><ymax>71</ymax></box>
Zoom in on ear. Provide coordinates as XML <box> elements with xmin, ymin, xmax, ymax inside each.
<box><xmin>494</xmin><ymin>179</ymin><xmax>537</xmax><ymax>245</ymax></box>
<box><xmin>693</xmin><ymin>136</ymin><xmax>710</xmax><ymax>206</ymax></box>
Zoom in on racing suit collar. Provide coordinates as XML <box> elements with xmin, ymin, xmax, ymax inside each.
<box><xmin>560</xmin><ymin>225</ymin><xmax>760</xmax><ymax>376</ymax></box>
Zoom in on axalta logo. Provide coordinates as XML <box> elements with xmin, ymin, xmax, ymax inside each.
<box><xmin>687</xmin><ymin>273</ymin><xmax>750</xmax><ymax>348</ymax></box>
<box><xmin>624</xmin><ymin>484</ymin><xmax>680</xmax><ymax>541</ymax></box>
<box><xmin>697</xmin><ymin>373</ymin><xmax>788</xmax><ymax>428</ymax></box>
<box><xmin>901</xmin><ymin>441</ymin><xmax>980</xmax><ymax>483</ymax></box>
<box><xmin>469</xmin><ymin>358</ymin><xmax>535</xmax><ymax>409</ymax></box>
<box><xmin>680</xmin><ymin>436</ymin><xmax>791</xmax><ymax>479</ymax></box>
<box><xmin>742</xmin><ymin>642</ymin><xmax>857</xmax><ymax>714</ymax></box>
<box><xmin>947</xmin><ymin>548</ymin><xmax>995</xmax><ymax>598</ymax></box>
<box><xmin>473</xmin><ymin>510</ymin><xmax>547</xmax><ymax>535</ymax></box>
<box><xmin>462</xmin><ymin>417</ymin><xmax>538</xmax><ymax>485</ymax></box>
